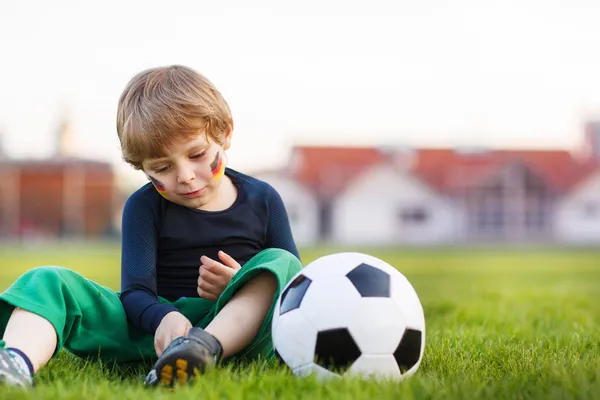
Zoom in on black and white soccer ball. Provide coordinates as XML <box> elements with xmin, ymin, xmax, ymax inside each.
<box><xmin>272</xmin><ymin>252</ymin><xmax>425</xmax><ymax>380</ymax></box>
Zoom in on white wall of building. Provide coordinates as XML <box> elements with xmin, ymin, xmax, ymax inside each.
<box><xmin>253</xmin><ymin>173</ymin><xmax>320</xmax><ymax>246</ymax></box>
<box><xmin>331</xmin><ymin>164</ymin><xmax>462</xmax><ymax>246</ymax></box>
<box><xmin>555</xmin><ymin>169</ymin><xmax>600</xmax><ymax>244</ymax></box>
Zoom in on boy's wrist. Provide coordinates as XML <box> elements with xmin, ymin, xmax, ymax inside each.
<box><xmin>144</xmin><ymin>303</ymin><xmax>181</xmax><ymax>334</ymax></box>
<box><xmin>157</xmin><ymin>310</ymin><xmax>182</xmax><ymax>327</ymax></box>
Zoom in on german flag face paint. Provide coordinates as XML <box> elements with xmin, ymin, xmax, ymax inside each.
<box><xmin>210</xmin><ymin>151</ymin><xmax>225</xmax><ymax>182</ymax></box>
<box><xmin>148</xmin><ymin>175</ymin><xmax>168</xmax><ymax>198</ymax></box>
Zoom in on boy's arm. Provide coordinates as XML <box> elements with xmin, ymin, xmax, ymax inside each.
<box><xmin>119</xmin><ymin>191</ymin><xmax>179</xmax><ymax>334</ymax></box>
<box><xmin>264</xmin><ymin>187</ymin><xmax>301</xmax><ymax>261</ymax></box>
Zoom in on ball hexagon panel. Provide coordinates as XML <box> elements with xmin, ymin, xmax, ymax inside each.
<box><xmin>345</xmin><ymin>263</ymin><xmax>391</xmax><ymax>298</ymax></box>
<box><xmin>346</xmin><ymin>253</ymin><xmax>401</xmax><ymax>278</ymax></box>
<box><xmin>279</xmin><ymin>273</ymin><xmax>312</xmax><ymax>315</ymax></box>
<box><xmin>390</xmin><ymin>273</ymin><xmax>425</xmax><ymax>330</ymax></box>
<box><xmin>301</xmin><ymin>252</ymin><xmax>380</xmax><ymax>281</ymax></box>
<box><xmin>314</xmin><ymin>328</ymin><xmax>361</xmax><ymax>373</ymax></box>
<box><xmin>273</xmin><ymin>308</ymin><xmax>318</xmax><ymax>370</ymax></box>
<box><xmin>347</xmin><ymin>298</ymin><xmax>407</xmax><ymax>355</ymax></box>
<box><xmin>349</xmin><ymin>355</ymin><xmax>402</xmax><ymax>380</ymax></box>
<box><xmin>393</xmin><ymin>328</ymin><xmax>423</xmax><ymax>374</ymax></box>
<box><xmin>298</xmin><ymin>275</ymin><xmax>362</xmax><ymax>332</ymax></box>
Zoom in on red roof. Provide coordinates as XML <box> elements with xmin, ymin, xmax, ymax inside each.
<box><xmin>290</xmin><ymin>146</ymin><xmax>386</xmax><ymax>196</ymax></box>
<box><xmin>290</xmin><ymin>145</ymin><xmax>595</xmax><ymax>196</ymax></box>
<box><xmin>413</xmin><ymin>149</ymin><xmax>584</xmax><ymax>193</ymax></box>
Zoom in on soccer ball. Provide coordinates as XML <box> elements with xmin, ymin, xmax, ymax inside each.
<box><xmin>271</xmin><ymin>252</ymin><xmax>425</xmax><ymax>380</ymax></box>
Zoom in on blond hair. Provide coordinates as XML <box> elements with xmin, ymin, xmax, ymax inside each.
<box><xmin>116</xmin><ymin>65</ymin><xmax>232</xmax><ymax>169</ymax></box>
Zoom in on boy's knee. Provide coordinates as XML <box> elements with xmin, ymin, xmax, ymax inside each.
<box><xmin>270</xmin><ymin>249</ymin><xmax>302</xmax><ymax>281</ymax></box>
<box><xmin>259</xmin><ymin>248</ymin><xmax>302</xmax><ymax>271</ymax></box>
<box><xmin>22</xmin><ymin>266</ymin><xmax>70</xmax><ymax>284</ymax></box>
<box><xmin>235</xmin><ymin>249</ymin><xmax>303</xmax><ymax>293</ymax></box>
<box><xmin>271</xmin><ymin>248</ymin><xmax>300</xmax><ymax>261</ymax></box>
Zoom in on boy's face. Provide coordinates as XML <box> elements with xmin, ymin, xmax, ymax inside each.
<box><xmin>142</xmin><ymin>132</ymin><xmax>230</xmax><ymax>210</ymax></box>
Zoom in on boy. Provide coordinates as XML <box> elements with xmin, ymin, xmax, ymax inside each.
<box><xmin>0</xmin><ymin>65</ymin><xmax>303</xmax><ymax>388</ymax></box>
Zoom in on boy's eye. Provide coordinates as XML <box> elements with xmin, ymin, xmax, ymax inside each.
<box><xmin>190</xmin><ymin>151</ymin><xmax>207</xmax><ymax>160</ymax></box>
<box><xmin>155</xmin><ymin>166</ymin><xmax>170</xmax><ymax>173</ymax></box>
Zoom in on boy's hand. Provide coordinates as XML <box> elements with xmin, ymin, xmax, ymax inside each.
<box><xmin>154</xmin><ymin>311</ymin><xmax>192</xmax><ymax>357</ymax></box>
<box><xmin>197</xmin><ymin>250</ymin><xmax>241</xmax><ymax>301</ymax></box>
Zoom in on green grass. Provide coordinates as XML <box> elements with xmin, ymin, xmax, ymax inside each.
<box><xmin>0</xmin><ymin>243</ymin><xmax>598</xmax><ymax>399</ymax></box>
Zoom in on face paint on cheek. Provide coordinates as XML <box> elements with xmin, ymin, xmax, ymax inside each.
<box><xmin>148</xmin><ymin>176</ymin><xmax>168</xmax><ymax>198</ymax></box>
<box><xmin>210</xmin><ymin>152</ymin><xmax>225</xmax><ymax>182</ymax></box>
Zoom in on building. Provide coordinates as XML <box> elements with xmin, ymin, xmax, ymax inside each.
<box><xmin>554</xmin><ymin>166</ymin><xmax>600</xmax><ymax>244</ymax></box>
<box><xmin>0</xmin><ymin>115</ymin><xmax>120</xmax><ymax>240</ymax></box>
<box><xmin>0</xmin><ymin>158</ymin><xmax>119</xmax><ymax>239</ymax></box>
<box><xmin>252</xmin><ymin>122</ymin><xmax>600</xmax><ymax>246</ymax></box>
<box><xmin>251</xmin><ymin>170</ymin><xmax>319</xmax><ymax>247</ymax></box>
<box><xmin>331</xmin><ymin>162</ymin><xmax>461</xmax><ymax>245</ymax></box>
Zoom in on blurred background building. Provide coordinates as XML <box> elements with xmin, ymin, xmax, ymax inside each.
<box><xmin>0</xmin><ymin>116</ymin><xmax>121</xmax><ymax>241</ymax></box>
<box><xmin>255</xmin><ymin>121</ymin><xmax>600</xmax><ymax>247</ymax></box>
<box><xmin>2</xmin><ymin>114</ymin><xmax>600</xmax><ymax>247</ymax></box>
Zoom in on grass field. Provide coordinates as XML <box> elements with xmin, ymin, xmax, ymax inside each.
<box><xmin>0</xmin><ymin>243</ymin><xmax>598</xmax><ymax>399</ymax></box>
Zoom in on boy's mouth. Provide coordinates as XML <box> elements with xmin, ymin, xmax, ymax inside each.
<box><xmin>182</xmin><ymin>188</ymin><xmax>205</xmax><ymax>198</ymax></box>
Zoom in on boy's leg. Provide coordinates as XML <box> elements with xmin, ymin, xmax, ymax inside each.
<box><xmin>204</xmin><ymin>271</ymin><xmax>277</xmax><ymax>358</ymax></box>
<box><xmin>2</xmin><ymin>308</ymin><xmax>57</xmax><ymax>372</ymax></box>
<box><xmin>203</xmin><ymin>248</ymin><xmax>303</xmax><ymax>362</ymax></box>
<box><xmin>0</xmin><ymin>266</ymin><xmax>157</xmax><ymax>371</ymax></box>
<box><xmin>146</xmin><ymin>248</ymin><xmax>302</xmax><ymax>386</ymax></box>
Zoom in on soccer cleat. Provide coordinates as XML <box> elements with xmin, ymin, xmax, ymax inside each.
<box><xmin>144</xmin><ymin>327</ymin><xmax>223</xmax><ymax>387</ymax></box>
<box><xmin>0</xmin><ymin>348</ymin><xmax>33</xmax><ymax>388</ymax></box>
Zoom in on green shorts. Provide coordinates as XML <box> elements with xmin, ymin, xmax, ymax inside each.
<box><xmin>0</xmin><ymin>248</ymin><xmax>302</xmax><ymax>364</ymax></box>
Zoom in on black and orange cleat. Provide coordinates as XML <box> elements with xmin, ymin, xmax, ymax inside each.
<box><xmin>144</xmin><ymin>327</ymin><xmax>223</xmax><ymax>388</ymax></box>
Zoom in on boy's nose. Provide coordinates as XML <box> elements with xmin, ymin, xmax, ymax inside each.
<box><xmin>177</xmin><ymin>169</ymin><xmax>195</xmax><ymax>184</ymax></box>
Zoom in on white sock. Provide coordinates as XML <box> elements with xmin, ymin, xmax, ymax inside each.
<box><xmin>6</xmin><ymin>349</ymin><xmax>32</xmax><ymax>377</ymax></box>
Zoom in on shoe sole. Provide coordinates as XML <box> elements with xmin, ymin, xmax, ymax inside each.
<box><xmin>155</xmin><ymin>346</ymin><xmax>215</xmax><ymax>387</ymax></box>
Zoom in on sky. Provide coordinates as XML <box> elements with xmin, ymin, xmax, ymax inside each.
<box><xmin>1</xmin><ymin>0</ymin><xmax>600</xmax><ymax>184</ymax></box>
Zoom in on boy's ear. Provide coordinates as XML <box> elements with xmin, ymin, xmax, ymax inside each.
<box><xmin>223</xmin><ymin>119</ymin><xmax>234</xmax><ymax>150</ymax></box>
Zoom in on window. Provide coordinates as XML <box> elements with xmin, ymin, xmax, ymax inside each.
<box><xmin>582</xmin><ymin>202</ymin><xmax>599</xmax><ymax>218</ymax></box>
<box><xmin>398</xmin><ymin>207</ymin><xmax>429</xmax><ymax>225</ymax></box>
<box><xmin>474</xmin><ymin>196</ymin><xmax>504</xmax><ymax>232</ymax></box>
<box><xmin>525</xmin><ymin>208</ymin><xmax>546</xmax><ymax>229</ymax></box>
<box><xmin>477</xmin><ymin>208</ymin><xmax>504</xmax><ymax>231</ymax></box>
<box><xmin>525</xmin><ymin>196</ymin><xmax>548</xmax><ymax>230</ymax></box>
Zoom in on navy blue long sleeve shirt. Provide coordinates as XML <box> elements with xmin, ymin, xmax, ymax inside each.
<box><xmin>119</xmin><ymin>168</ymin><xmax>300</xmax><ymax>334</ymax></box>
